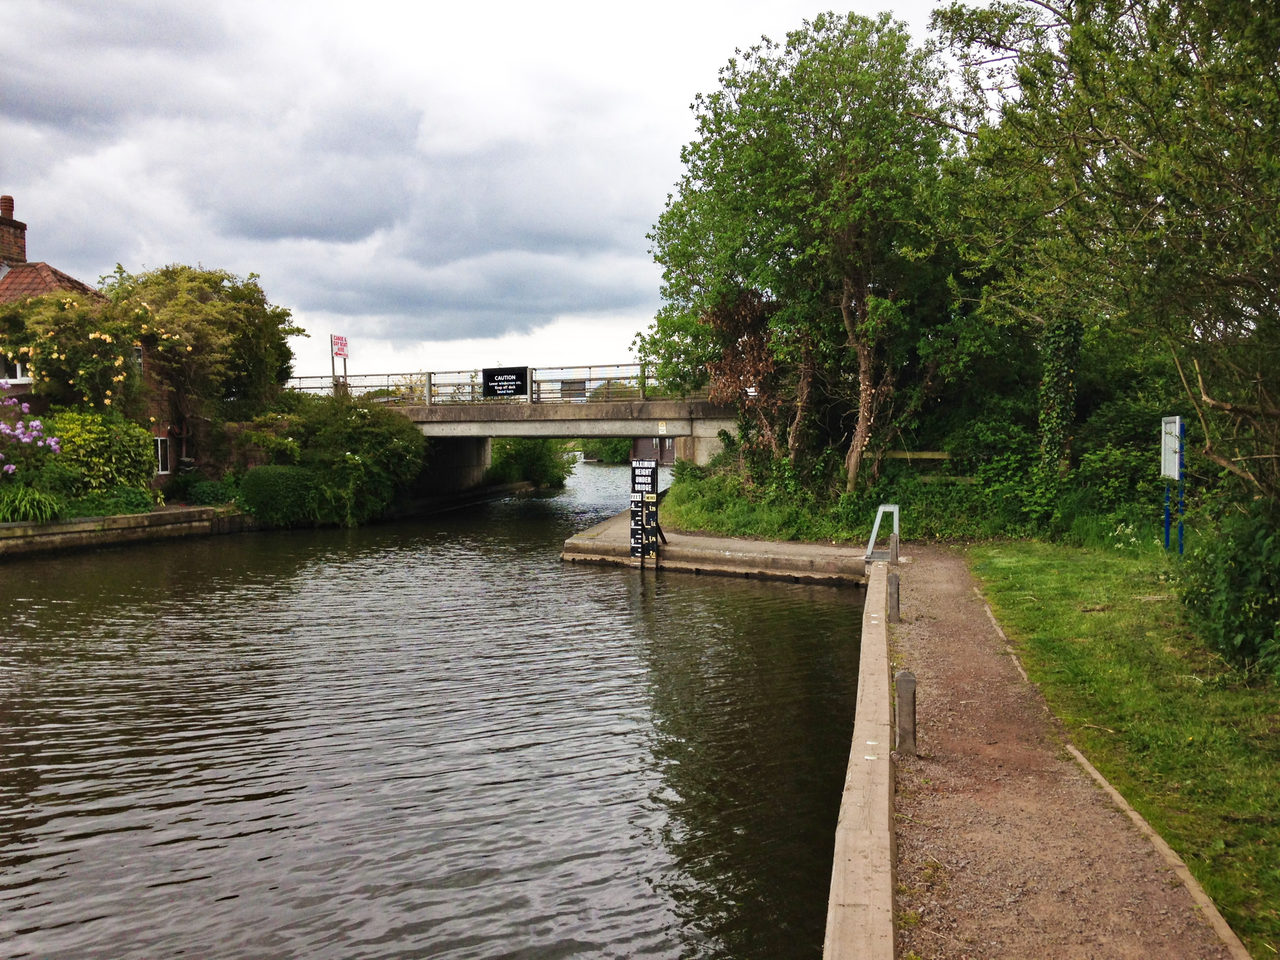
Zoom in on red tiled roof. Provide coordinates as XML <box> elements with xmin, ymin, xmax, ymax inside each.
<box><xmin>0</xmin><ymin>261</ymin><xmax>101</xmax><ymax>304</ymax></box>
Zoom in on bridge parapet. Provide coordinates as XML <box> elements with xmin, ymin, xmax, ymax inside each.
<box><xmin>286</xmin><ymin>363</ymin><xmax>709</xmax><ymax>406</ymax></box>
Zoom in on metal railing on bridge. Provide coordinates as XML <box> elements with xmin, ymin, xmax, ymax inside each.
<box><xmin>285</xmin><ymin>364</ymin><xmax>707</xmax><ymax>404</ymax></box>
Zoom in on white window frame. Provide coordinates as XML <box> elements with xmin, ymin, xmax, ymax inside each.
<box><xmin>155</xmin><ymin>436</ymin><xmax>171</xmax><ymax>475</ymax></box>
<box><xmin>2</xmin><ymin>357</ymin><xmax>31</xmax><ymax>383</ymax></box>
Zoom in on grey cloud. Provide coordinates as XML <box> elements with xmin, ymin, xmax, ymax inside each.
<box><xmin>6</xmin><ymin>1</ymin><xmax>235</xmax><ymax>131</ymax></box>
<box><xmin>194</xmin><ymin>106</ymin><xmax>425</xmax><ymax>243</ymax></box>
<box><xmin>26</xmin><ymin>0</ymin><xmax>230</xmax><ymax>51</ymax></box>
<box><xmin>398</xmin><ymin>142</ymin><xmax>653</xmax><ymax>264</ymax></box>
<box><xmin>283</xmin><ymin>247</ymin><xmax>657</xmax><ymax>341</ymax></box>
<box><xmin>300</xmin><ymin>102</ymin><xmax>423</xmax><ymax>155</ymax></box>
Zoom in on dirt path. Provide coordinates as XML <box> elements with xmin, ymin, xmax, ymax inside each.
<box><xmin>892</xmin><ymin>545</ymin><xmax>1245</xmax><ymax>960</ymax></box>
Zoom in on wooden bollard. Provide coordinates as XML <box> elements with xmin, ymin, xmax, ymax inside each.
<box><xmin>888</xmin><ymin>570</ymin><xmax>901</xmax><ymax>624</ymax></box>
<box><xmin>889</xmin><ymin>532</ymin><xmax>900</xmax><ymax>564</ymax></box>
<box><xmin>894</xmin><ymin>670</ymin><xmax>917</xmax><ymax>757</ymax></box>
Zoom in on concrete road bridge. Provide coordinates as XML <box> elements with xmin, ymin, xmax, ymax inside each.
<box><xmin>287</xmin><ymin>364</ymin><xmax>737</xmax><ymax>492</ymax></box>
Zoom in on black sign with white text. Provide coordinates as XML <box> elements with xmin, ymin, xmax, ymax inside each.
<box><xmin>630</xmin><ymin>459</ymin><xmax>657</xmax><ymax>494</ymax></box>
<box><xmin>630</xmin><ymin>459</ymin><xmax>659</xmax><ymax>560</ymax></box>
<box><xmin>482</xmin><ymin>366</ymin><xmax>529</xmax><ymax>398</ymax></box>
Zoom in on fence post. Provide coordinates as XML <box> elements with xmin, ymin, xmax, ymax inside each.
<box><xmin>894</xmin><ymin>670</ymin><xmax>917</xmax><ymax>757</ymax></box>
<box><xmin>887</xmin><ymin>570</ymin><xmax>900</xmax><ymax>624</ymax></box>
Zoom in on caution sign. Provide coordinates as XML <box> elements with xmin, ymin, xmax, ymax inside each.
<box><xmin>482</xmin><ymin>366</ymin><xmax>529</xmax><ymax>398</ymax></box>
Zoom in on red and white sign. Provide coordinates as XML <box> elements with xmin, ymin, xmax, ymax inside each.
<box><xmin>331</xmin><ymin>335</ymin><xmax>349</xmax><ymax>359</ymax></box>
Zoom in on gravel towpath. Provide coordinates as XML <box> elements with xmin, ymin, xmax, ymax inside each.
<box><xmin>891</xmin><ymin>544</ymin><xmax>1249</xmax><ymax>960</ymax></box>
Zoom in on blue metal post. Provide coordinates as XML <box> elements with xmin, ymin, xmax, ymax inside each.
<box><xmin>1178</xmin><ymin>422</ymin><xmax>1186</xmax><ymax>555</ymax></box>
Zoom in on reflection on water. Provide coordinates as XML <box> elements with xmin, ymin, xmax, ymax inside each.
<box><xmin>0</xmin><ymin>463</ymin><xmax>861</xmax><ymax>959</ymax></box>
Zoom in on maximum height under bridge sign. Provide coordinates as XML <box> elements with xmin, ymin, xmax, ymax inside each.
<box><xmin>630</xmin><ymin>459</ymin><xmax>659</xmax><ymax>562</ymax></box>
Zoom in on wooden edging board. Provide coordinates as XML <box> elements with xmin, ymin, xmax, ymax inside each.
<box><xmin>823</xmin><ymin>560</ymin><xmax>895</xmax><ymax>959</ymax></box>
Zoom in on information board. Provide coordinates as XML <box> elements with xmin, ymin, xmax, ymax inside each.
<box><xmin>1160</xmin><ymin>416</ymin><xmax>1182</xmax><ymax>480</ymax></box>
<box><xmin>330</xmin><ymin>335</ymin><xmax>348</xmax><ymax>359</ymax></box>
<box><xmin>483</xmin><ymin>366</ymin><xmax>529</xmax><ymax>398</ymax></box>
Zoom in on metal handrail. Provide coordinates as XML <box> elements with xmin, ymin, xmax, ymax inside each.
<box><xmin>865</xmin><ymin>504</ymin><xmax>900</xmax><ymax>562</ymax></box>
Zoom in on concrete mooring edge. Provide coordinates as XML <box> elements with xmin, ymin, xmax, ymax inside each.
<box><xmin>823</xmin><ymin>560</ymin><xmax>895</xmax><ymax>959</ymax></box>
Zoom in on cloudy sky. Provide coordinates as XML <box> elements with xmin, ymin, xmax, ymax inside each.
<box><xmin>5</xmin><ymin>0</ymin><xmax>941</xmax><ymax>378</ymax></box>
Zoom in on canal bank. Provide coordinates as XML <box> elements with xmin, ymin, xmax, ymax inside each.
<box><xmin>0</xmin><ymin>504</ymin><xmax>258</xmax><ymax>559</ymax></box>
<box><xmin>560</xmin><ymin>510</ymin><xmax>868</xmax><ymax>585</ymax></box>
<box><xmin>0</xmin><ymin>483</ymin><xmax>535</xmax><ymax>561</ymax></box>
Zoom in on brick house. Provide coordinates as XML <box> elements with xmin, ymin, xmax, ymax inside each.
<box><xmin>0</xmin><ymin>195</ymin><xmax>101</xmax><ymax>386</ymax></box>
<box><xmin>0</xmin><ymin>194</ymin><xmax>176</xmax><ymax>480</ymax></box>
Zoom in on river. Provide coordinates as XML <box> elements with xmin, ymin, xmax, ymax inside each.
<box><xmin>1</xmin><ymin>461</ymin><xmax>863</xmax><ymax>959</ymax></box>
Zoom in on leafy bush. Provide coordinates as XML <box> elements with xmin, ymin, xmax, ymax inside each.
<box><xmin>0</xmin><ymin>294</ymin><xmax>148</xmax><ymax>414</ymax></box>
<box><xmin>580</xmin><ymin>436</ymin><xmax>634</xmax><ymax>464</ymax></box>
<box><xmin>43</xmin><ymin>409</ymin><xmax>156</xmax><ymax>495</ymax></box>
<box><xmin>663</xmin><ymin>452</ymin><xmax>1038</xmax><ymax>543</ymax></box>
<box><xmin>295</xmin><ymin>396</ymin><xmax>426</xmax><ymax>525</ymax></box>
<box><xmin>161</xmin><ymin>471</ymin><xmax>197</xmax><ymax>502</ymax></box>
<box><xmin>238</xmin><ymin>424</ymin><xmax>302</xmax><ymax>465</ymax></box>
<box><xmin>487</xmin><ymin>438</ymin><xmax>575</xmax><ymax>488</ymax></box>
<box><xmin>188</xmin><ymin>478</ymin><xmax>236</xmax><ymax>505</ymax></box>
<box><xmin>230</xmin><ymin>395</ymin><xmax>426</xmax><ymax>526</ymax></box>
<box><xmin>0</xmin><ymin>485</ymin><xmax>62</xmax><ymax>523</ymax></box>
<box><xmin>1178</xmin><ymin>503</ymin><xmax>1280</xmax><ymax>676</ymax></box>
<box><xmin>238</xmin><ymin>465</ymin><xmax>320</xmax><ymax>528</ymax></box>
<box><xmin>62</xmin><ymin>484</ymin><xmax>157</xmax><ymax>518</ymax></box>
<box><xmin>30</xmin><ymin>457</ymin><xmax>84</xmax><ymax>499</ymax></box>
<box><xmin>163</xmin><ymin>471</ymin><xmax>237</xmax><ymax>505</ymax></box>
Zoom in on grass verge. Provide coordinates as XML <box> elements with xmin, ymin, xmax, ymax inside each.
<box><xmin>968</xmin><ymin>541</ymin><xmax>1280</xmax><ymax>957</ymax></box>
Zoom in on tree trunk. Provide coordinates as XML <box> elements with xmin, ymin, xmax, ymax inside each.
<box><xmin>787</xmin><ymin>346</ymin><xmax>815</xmax><ymax>465</ymax></box>
<box><xmin>840</xmin><ymin>279</ymin><xmax>875</xmax><ymax>493</ymax></box>
<box><xmin>844</xmin><ymin>335</ymin><xmax>875</xmax><ymax>492</ymax></box>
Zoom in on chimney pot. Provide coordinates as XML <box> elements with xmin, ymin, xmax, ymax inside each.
<box><xmin>0</xmin><ymin>195</ymin><xmax>27</xmax><ymax>263</ymax></box>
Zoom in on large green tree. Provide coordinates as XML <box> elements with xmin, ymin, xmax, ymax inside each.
<box><xmin>937</xmin><ymin>0</ymin><xmax>1280</xmax><ymax>507</ymax></box>
<box><xmin>101</xmin><ymin>264</ymin><xmax>303</xmax><ymax>424</ymax></box>
<box><xmin>639</xmin><ymin>12</ymin><xmax>962</xmax><ymax>490</ymax></box>
<box><xmin>2</xmin><ymin>265</ymin><xmax>301</xmax><ymax>433</ymax></box>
